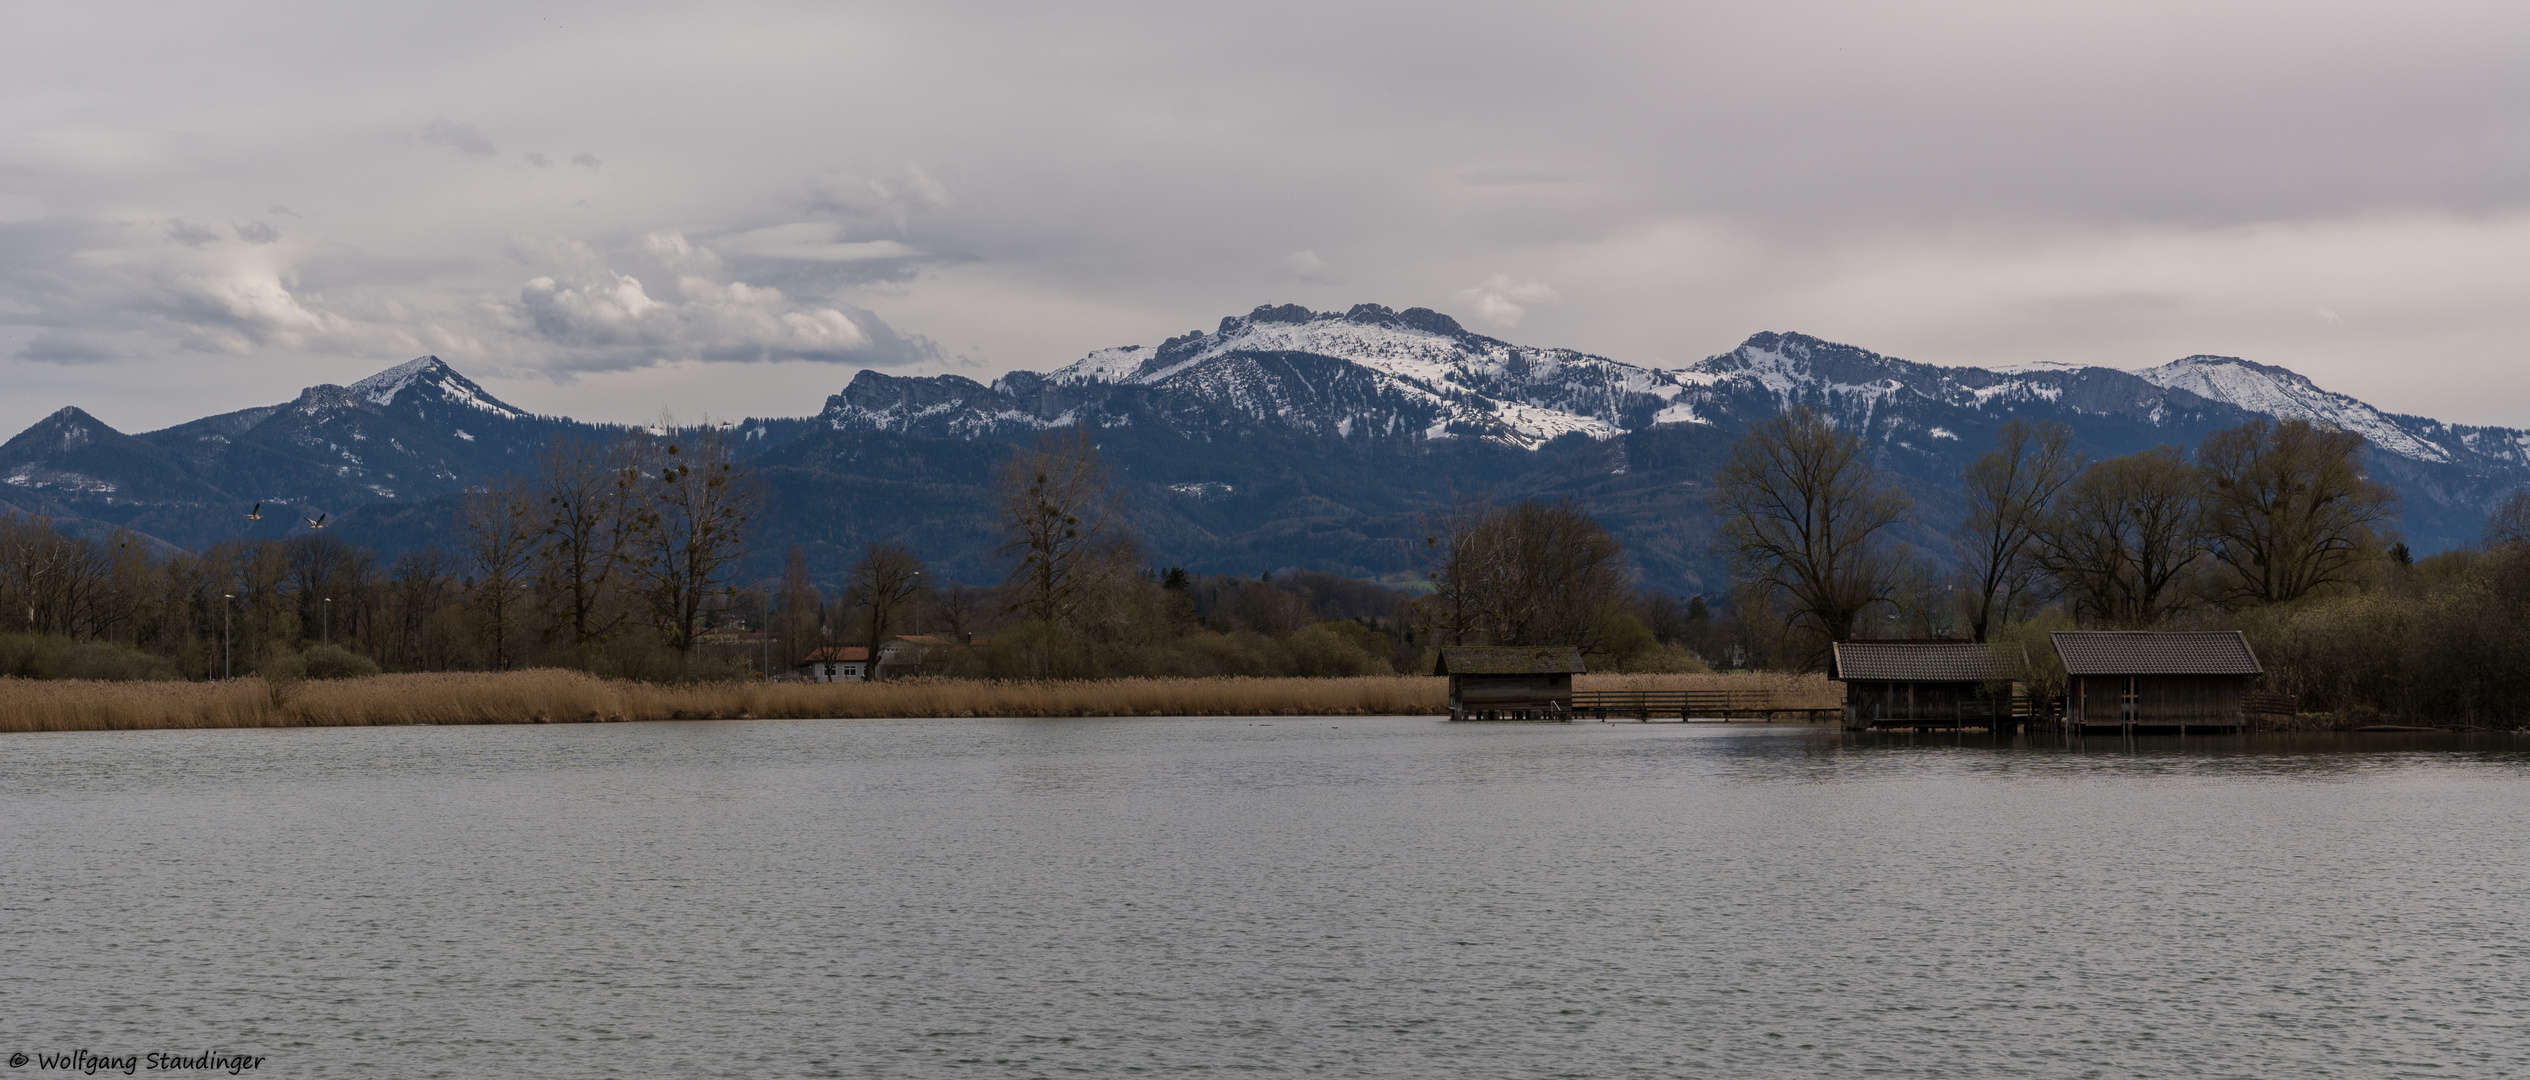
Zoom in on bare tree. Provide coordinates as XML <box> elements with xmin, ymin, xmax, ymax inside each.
<box><xmin>1955</xmin><ymin>419</ymin><xmax>2081</xmax><ymax>642</ymax></box>
<box><xmin>633</xmin><ymin>425</ymin><xmax>757</xmax><ymax>654</ymax></box>
<box><xmin>1418</xmin><ymin>497</ymin><xmax>1631</xmax><ymax>652</ymax></box>
<box><xmin>1417</xmin><ymin>496</ymin><xmax>1495</xmax><ymax>647</ymax></box>
<box><xmin>773</xmin><ymin>545</ymin><xmax>824</xmax><ymax>670</ymax></box>
<box><xmin>846</xmin><ymin>542</ymin><xmax>926</xmax><ymax>675</ymax></box>
<box><xmin>929</xmin><ymin>582</ymin><xmax>993</xmax><ymax>644</ymax></box>
<box><xmin>386</xmin><ymin>549</ymin><xmax>462</xmax><ymax>671</ymax></box>
<box><xmin>1711</xmin><ymin>406</ymin><xmax>1912</xmax><ymax>646</ymax></box>
<box><xmin>2198</xmin><ymin>418</ymin><xmax>2397</xmax><ymax>605</ymax></box>
<box><xmin>536</xmin><ymin>433</ymin><xmax>646</xmax><ymax>645</ymax></box>
<box><xmin>2037</xmin><ymin>447</ymin><xmax>2204</xmax><ymax>626</ymax></box>
<box><xmin>460</xmin><ymin>475</ymin><xmax>538</xmax><ymax>669</ymax></box>
<box><xmin>0</xmin><ymin>511</ymin><xmax>94</xmax><ymax>636</ymax></box>
<box><xmin>2483</xmin><ymin>488</ymin><xmax>2530</xmax><ymax>549</ymax></box>
<box><xmin>994</xmin><ymin>427</ymin><xmax>1131</xmax><ymax>629</ymax></box>
<box><xmin>101</xmin><ymin>529</ymin><xmax>155</xmax><ymax>648</ymax></box>
<box><xmin>227</xmin><ymin>539</ymin><xmax>298</xmax><ymax>667</ymax></box>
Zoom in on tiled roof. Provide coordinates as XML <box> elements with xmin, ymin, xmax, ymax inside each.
<box><xmin>1433</xmin><ymin>646</ymin><xmax>1588</xmax><ymax>676</ymax></box>
<box><xmin>800</xmin><ymin>646</ymin><xmax>870</xmax><ymax>663</ymax></box>
<box><xmin>2050</xmin><ymin>631</ymin><xmax>2262</xmax><ymax>676</ymax></box>
<box><xmin>1830</xmin><ymin>642</ymin><xmax>2019</xmax><ymax>682</ymax></box>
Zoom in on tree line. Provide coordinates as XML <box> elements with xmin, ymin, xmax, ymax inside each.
<box><xmin>0</xmin><ymin>425</ymin><xmax>762</xmax><ymax>681</ymax></box>
<box><xmin>1712</xmin><ymin>407</ymin><xmax>2530</xmax><ymax>722</ymax></box>
<box><xmin>2</xmin><ymin>422</ymin><xmax>1706</xmax><ymax>683</ymax></box>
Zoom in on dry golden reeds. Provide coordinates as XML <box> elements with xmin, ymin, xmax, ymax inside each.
<box><xmin>0</xmin><ymin>669</ymin><xmax>1837</xmax><ymax>733</ymax></box>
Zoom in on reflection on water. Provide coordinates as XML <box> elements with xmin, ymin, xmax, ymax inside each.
<box><xmin>3</xmin><ymin>717</ymin><xmax>2524</xmax><ymax>1078</ymax></box>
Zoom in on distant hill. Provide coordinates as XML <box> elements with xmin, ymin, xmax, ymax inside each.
<box><xmin>7</xmin><ymin>303</ymin><xmax>2524</xmax><ymax>595</ymax></box>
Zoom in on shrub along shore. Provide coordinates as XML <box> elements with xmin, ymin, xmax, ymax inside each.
<box><xmin>0</xmin><ymin>671</ymin><xmax>1833</xmax><ymax>734</ymax></box>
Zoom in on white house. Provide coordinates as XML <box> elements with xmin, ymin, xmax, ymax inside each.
<box><xmin>796</xmin><ymin>645</ymin><xmax>871</xmax><ymax>683</ymax></box>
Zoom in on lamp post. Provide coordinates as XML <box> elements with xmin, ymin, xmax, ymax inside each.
<box><xmin>221</xmin><ymin>594</ymin><xmax>234</xmax><ymax>679</ymax></box>
<box><xmin>323</xmin><ymin>597</ymin><xmax>331</xmax><ymax>647</ymax></box>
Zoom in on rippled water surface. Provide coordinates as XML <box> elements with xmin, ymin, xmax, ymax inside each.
<box><xmin>4</xmin><ymin>718</ymin><xmax>2526</xmax><ymax>1078</ymax></box>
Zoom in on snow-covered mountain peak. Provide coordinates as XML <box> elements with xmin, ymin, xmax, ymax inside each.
<box><xmin>1048</xmin><ymin>346</ymin><xmax>1150</xmax><ymax>385</ymax></box>
<box><xmin>345</xmin><ymin>356</ymin><xmax>525</xmax><ymax>419</ymax></box>
<box><xmin>348</xmin><ymin>357</ymin><xmax>447</xmax><ymax>404</ymax></box>
<box><xmin>2136</xmin><ymin>354</ymin><xmax>2447</xmax><ymax>462</ymax></box>
<box><xmin>6</xmin><ymin>407</ymin><xmax>118</xmax><ymax>453</ymax></box>
<box><xmin>1024</xmin><ymin>303</ymin><xmax>1701</xmax><ymax>449</ymax></box>
<box><xmin>1051</xmin><ymin>304</ymin><xmax>1489</xmax><ymax>389</ymax></box>
<box><xmin>1687</xmin><ymin>332</ymin><xmax>1944</xmax><ymax>410</ymax></box>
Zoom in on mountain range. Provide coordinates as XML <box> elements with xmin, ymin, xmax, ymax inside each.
<box><xmin>6</xmin><ymin>302</ymin><xmax>2524</xmax><ymax>596</ymax></box>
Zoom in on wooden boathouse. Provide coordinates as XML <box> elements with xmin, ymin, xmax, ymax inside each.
<box><xmin>1830</xmin><ymin>641</ymin><xmax>2026</xmax><ymax>730</ymax></box>
<box><xmin>2052</xmin><ymin>630</ymin><xmax>2262</xmax><ymax>734</ymax></box>
<box><xmin>1436</xmin><ymin>646</ymin><xmax>1585</xmax><ymax>721</ymax></box>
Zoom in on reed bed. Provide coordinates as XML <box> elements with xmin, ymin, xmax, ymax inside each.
<box><xmin>0</xmin><ymin>669</ymin><xmax>1836</xmax><ymax>733</ymax></box>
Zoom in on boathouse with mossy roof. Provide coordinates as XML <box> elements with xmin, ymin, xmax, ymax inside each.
<box><xmin>1830</xmin><ymin>641</ymin><xmax>2026</xmax><ymax>730</ymax></box>
<box><xmin>1435</xmin><ymin>646</ymin><xmax>1585</xmax><ymax>721</ymax></box>
<box><xmin>2052</xmin><ymin>630</ymin><xmax>2262</xmax><ymax>733</ymax></box>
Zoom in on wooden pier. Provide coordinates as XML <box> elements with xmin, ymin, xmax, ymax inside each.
<box><xmin>1567</xmin><ymin>689</ymin><xmax>1840</xmax><ymax>723</ymax></box>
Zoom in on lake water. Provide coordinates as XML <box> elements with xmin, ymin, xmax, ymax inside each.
<box><xmin>3</xmin><ymin>718</ymin><xmax>2525</xmax><ymax>1078</ymax></box>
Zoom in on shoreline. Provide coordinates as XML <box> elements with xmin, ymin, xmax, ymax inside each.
<box><xmin>0</xmin><ymin>670</ymin><xmax>1834</xmax><ymax>734</ymax></box>
<box><xmin>11</xmin><ymin>671</ymin><xmax>2501</xmax><ymax>735</ymax></box>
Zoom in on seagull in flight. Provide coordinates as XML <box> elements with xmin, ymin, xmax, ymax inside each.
<box><xmin>304</xmin><ymin>513</ymin><xmax>328</xmax><ymax>529</ymax></box>
<box><xmin>246</xmin><ymin>503</ymin><xmax>262</xmax><ymax>521</ymax></box>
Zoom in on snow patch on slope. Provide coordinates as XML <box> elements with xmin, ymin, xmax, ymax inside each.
<box><xmin>2137</xmin><ymin>355</ymin><xmax>2449</xmax><ymax>462</ymax></box>
<box><xmin>1049</xmin><ymin>346</ymin><xmax>1149</xmax><ymax>385</ymax></box>
<box><xmin>1039</xmin><ymin>306</ymin><xmax>1699</xmax><ymax>449</ymax></box>
<box><xmin>348</xmin><ymin>357</ymin><xmax>526</xmax><ymax>420</ymax></box>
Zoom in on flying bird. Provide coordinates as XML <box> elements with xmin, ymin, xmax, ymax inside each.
<box><xmin>304</xmin><ymin>513</ymin><xmax>328</xmax><ymax>529</ymax></box>
<box><xmin>246</xmin><ymin>503</ymin><xmax>262</xmax><ymax>520</ymax></box>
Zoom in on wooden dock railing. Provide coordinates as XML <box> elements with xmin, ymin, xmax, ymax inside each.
<box><xmin>1566</xmin><ymin>690</ymin><xmax>1839</xmax><ymax>723</ymax></box>
<box><xmin>2243</xmin><ymin>691</ymin><xmax>2299</xmax><ymax>717</ymax></box>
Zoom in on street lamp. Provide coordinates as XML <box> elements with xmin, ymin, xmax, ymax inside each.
<box><xmin>323</xmin><ymin>597</ymin><xmax>331</xmax><ymax>647</ymax></box>
<box><xmin>221</xmin><ymin>594</ymin><xmax>234</xmax><ymax>679</ymax></box>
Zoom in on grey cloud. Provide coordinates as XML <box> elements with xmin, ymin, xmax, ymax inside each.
<box><xmin>1284</xmin><ymin>249</ymin><xmax>1337</xmax><ymax>284</ymax></box>
<box><xmin>267</xmin><ymin>204</ymin><xmax>300</xmax><ymax>218</ymax></box>
<box><xmin>498</xmin><ymin>233</ymin><xmax>939</xmax><ymax>372</ymax></box>
<box><xmin>16</xmin><ymin>331</ymin><xmax>123</xmax><ymax>365</ymax></box>
<box><xmin>162</xmin><ymin>220</ymin><xmax>219</xmax><ymax>247</ymax></box>
<box><xmin>1456</xmin><ymin>276</ymin><xmax>1558</xmax><ymax>328</ymax></box>
<box><xmin>419</xmin><ymin>119</ymin><xmax>496</xmax><ymax>159</ymax></box>
<box><xmin>8</xmin><ymin>2</ymin><xmax>2530</xmax><ymax>434</ymax></box>
<box><xmin>713</xmin><ymin>223</ymin><xmax>920</xmax><ymax>264</ymax></box>
<box><xmin>1457</xmin><ymin>169</ymin><xmax>1610</xmax><ymax>187</ymax></box>
<box><xmin>808</xmin><ymin>168</ymin><xmax>950</xmax><ymax>225</ymax></box>
<box><xmin>234</xmin><ymin>221</ymin><xmax>280</xmax><ymax>244</ymax></box>
<box><xmin>524</xmin><ymin>151</ymin><xmax>553</xmax><ymax>168</ymax></box>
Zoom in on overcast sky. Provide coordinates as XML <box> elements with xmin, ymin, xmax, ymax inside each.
<box><xmin>5</xmin><ymin>1</ymin><xmax>2527</xmax><ymax>435</ymax></box>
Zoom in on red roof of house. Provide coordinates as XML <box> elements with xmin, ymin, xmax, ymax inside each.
<box><xmin>800</xmin><ymin>646</ymin><xmax>871</xmax><ymax>663</ymax></box>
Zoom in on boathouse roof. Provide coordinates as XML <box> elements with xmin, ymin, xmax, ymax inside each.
<box><xmin>2050</xmin><ymin>631</ymin><xmax>2262</xmax><ymax>677</ymax></box>
<box><xmin>1433</xmin><ymin>646</ymin><xmax>1587</xmax><ymax>677</ymax></box>
<box><xmin>1830</xmin><ymin>642</ymin><xmax>2020</xmax><ymax>682</ymax></box>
